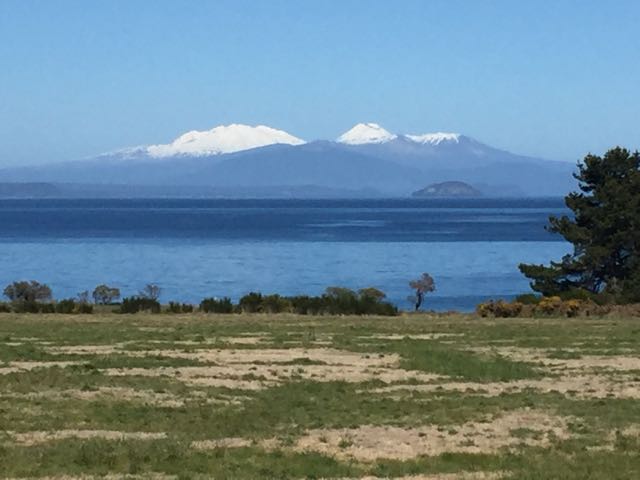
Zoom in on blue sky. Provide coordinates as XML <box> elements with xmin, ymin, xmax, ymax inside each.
<box><xmin>1</xmin><ymin>0</ymin><xmax>639</xmax><ymax>166</ymax></box>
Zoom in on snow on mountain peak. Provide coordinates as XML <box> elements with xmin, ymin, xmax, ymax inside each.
<box><xmin>146</xmin><ymin>124</ymin><xmax>305</xmax><ymax>157</ymax></box>
<box><xmin>337</xmin><ymin>123</ymin><xmax>397</xmax><ymax>145</ymax></box>
<box><xmin>406</xmin><ymin>132</ymin><xmax>461</xmax><ymax>145</ymax></box>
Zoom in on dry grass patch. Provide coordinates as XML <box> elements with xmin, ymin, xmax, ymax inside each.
<box><xmin>326</xmin><ymin>473</ymin><xmax>506</xmax><ymax>480</ymax></box>
<box><xmin>0</xmin><ymin>361</ymin><xmax>82</xmax><ymax>375</ymax></box>
<box><xmin>372</xmin><ymin>373</ymin><xmax>640</xmax><ymax>399</ymax></box>
<box><xmin>294</xmin><ymin>410</ymin><xmax>570</xmax><ymax>461</ymax></box>
<box><xmin>100</xmin><ymin>347</ymin><xmax>442</xmax><ymax>389</ymax></box>
<box><xmin>9</xmin><ymin>430</ymin><xmax>167</xmax><ymax>446</ymax></box>
<box><xmin>1</xmin><ymin>475</ymin><xmax>176</xmax><ymax>480</ymax></box>
<box><xmin>473</xmin><ymin>346</ymin><xmax>640</xmax><ymax>372</ymax></box>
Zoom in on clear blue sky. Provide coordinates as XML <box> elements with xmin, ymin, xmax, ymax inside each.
<box><xmin>1</xmin><ymin>0</ymin><xmax>639</xmax><ymax>166</ymax></box>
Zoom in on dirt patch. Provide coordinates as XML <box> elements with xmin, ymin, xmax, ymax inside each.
<box><xmin>137</xmin><ymin>326</ymin><xmax>176</xmax><ymax>333</ymax></box>
<box><xmin>131</xmin><ymin>347</ymin><xmax>400</xmax><ymax>366</ymax></box>
<box><xmin>2</xmin><ymin>475</ymin><xmax>176</xmax><ymax>480</ymax></box>
<box><xmin>10</xmin><ymin>429</ymin><xmax>166</xmax><ymax>446</ymax></box>
<box><xmin>45</xmin><ymin>345</ymin><xmax>124</xmax><ymax>355</ymax></box>
<box><xmin>192</xmin><ymin>437</ymin><xmax>255</xmax><ymax>450</ymax></box>
<box><xmin>372</xmin><ymin>373</ymin><xmax>640</xmax><ymax>399</ymax></box>
<box><xmin>364</xmin><ymin>333</ymin><xmax>465</xmax><ymax>341</ymax></box>
<box><xmin>473</xmin><ymin>346</ymin><xmax>640</xmax><ymax>372</ymax></box>
<box><xmin>0</xmin><ymin>361</ymin><xmax>82</xmax><ymax>375</ymax></box>
<box><xmin>325</xmin><ymin>473</ymin><xmax>505</xmax><ymax>480</ymax></box>
<box><xmin>101</xmin><ymin>346</ymin><xmax>442</xmax><ymax>390</ymax></box>
<box><xmin>294</xmin><ymin>410</ymin><xmax>570</xmax><ymax>460</ymax></box>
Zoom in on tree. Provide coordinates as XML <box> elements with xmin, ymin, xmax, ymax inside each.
<box><xmin>409</xmin><ymin>273</ymin><xmax>435</xmax><ymax>311</ymax></box>
<box><xmin>519</xmin><ymin>147</ymin><xmax>640</xmax><ymax>302</ymax></box>
<box><xmin>76</xmin><ymin>291</ymin><xmax>90</xmax><ymax>304</ymax></box>
<box><xmin>139</xmin><ymin>284</ymin><xmax>161</xmax><ymax>301</ymax></box>
<box><xmin>92</xmin><ymin>284</ymin><xmax>121</xmax><ymax>305</ymax></box>
<box><xmin>358</xmin><ymin>287</ymin><xmax>387</xmax><ymax>302</ymax></box>
<box><xmin>3</xmin><ymin>281</ymin><xmax>52</xmax><ymax>303</ymax></box>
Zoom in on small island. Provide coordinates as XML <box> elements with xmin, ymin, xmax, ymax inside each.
<box><xmin>411</xmin><ymin>181</ymin><xmax>482</xmax><ymax>198</ymax></box>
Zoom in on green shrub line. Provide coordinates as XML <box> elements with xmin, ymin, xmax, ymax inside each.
<box><xmin>0</xmin><ymin>283</ymin><xmax>399</xmax><ymax>316</ymax></box>
<box><xmin>2</xmin><ymin>279</ymin><xmax>638</xmax><ymax>317</ymax></box>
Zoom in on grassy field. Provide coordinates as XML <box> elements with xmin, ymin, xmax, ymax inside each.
<box><xmin>1</xmin><ymin>312</ymin><xmax>640</xmax><ymax>479</ymax></box>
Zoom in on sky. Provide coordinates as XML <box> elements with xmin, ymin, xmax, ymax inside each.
<box><xmin>1</xmin><ymin>0</ymin><xmax>639</xmax><ymax>167</ymax></box>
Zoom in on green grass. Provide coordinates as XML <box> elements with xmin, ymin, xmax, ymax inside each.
<box><xmin>1</xmin><ymin>312</ymin><xmax>639</xmax><ymax>478</ymax></box>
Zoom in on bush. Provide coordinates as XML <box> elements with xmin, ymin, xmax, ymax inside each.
<box><xmin>515</xmin><ymin>293</ymin><xmax>541</xmax><ymax>305</ymax></box>
<box><xmin>119</xmin><ymin>296</ymin><xmax>161</xmax><ymax>314</ymax></box>
<box><xmin>77</xmin><ymin>303</ymin><xmax>94</xmax><ymax>314</ymax></box>
<box><xmin>39</xmin><ymin>302</ymin><xmax>55</xmax><ymax>313</ymax></box>
<box><xmin>12</xmin><ymin>300</ymin><xmax>41</xmax><ymax>313</ymax></box>
<box><xmin>260</xmin><ymin>294</ymin><xmax>292</xmax><ymax>313</ymax></box>
<box><xmin>289</xmin><ymin>295</ymin><xmax>325</xmax><ymax>315</ymax></box>
<box><xmin>0</xmin><ymin>302</ymin><xmax>10</xmax><ymax>312</ymax></box>
<box><xmin>55</xmin><ymin>299</ymin><xmax>76</xmax><ymax>314</ymax></box>
<box><xmin>200</xmin><ymin>297</ymin><xmax>234</xmax><ymax>314</ymax></box>
<box><xmin>167</xmin><ymin>302</ymin><xmax>194</xmax><ymax>314</ymax></box>
<box><xmin>535</xmin><ymin>296</ymin><xmax>564</xmax><ymax>315</ymax></box>
<box><xmin>476</xmin><ymin>300</ymin><xmax>523</xmax><ymax>318</ymax></box>
<box><xmin>238</xmin><ymin>292</ymin><xmax>264</xmax><ymax>313</ymax></box>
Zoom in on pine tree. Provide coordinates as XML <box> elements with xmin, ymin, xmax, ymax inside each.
<box><xmin>519</xmin><ymin>147</ymin><xmax>640</xmax><ymax>302</ymax></box>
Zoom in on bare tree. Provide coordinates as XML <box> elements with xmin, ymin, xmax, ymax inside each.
<box><xmin>139</xmin><ymin>283</ymin><xmax>161</xmax><ymax>301</ymax></box>
<box><xmin>409</xmin><ymin>273</ymin><xmax>435</xmax><ymax>311</ymax></box>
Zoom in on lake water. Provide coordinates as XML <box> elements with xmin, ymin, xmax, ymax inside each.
<box><xmin>0</xmin><ymin>198</ymin><xmax>570</xmax><ymax>311</ymax></box>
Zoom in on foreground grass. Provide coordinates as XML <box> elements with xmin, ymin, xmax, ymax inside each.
<box><xmin>0</xmin><ymin>312</ymin><xmax>639</xmax><ymax>478</ymax></box>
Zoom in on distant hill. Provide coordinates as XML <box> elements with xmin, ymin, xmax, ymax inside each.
<box><xmin>0</xmin><ymin>182</ymin><xmax>61</xmax><ymax>198</ymax></box>
<box><xmin>0</xmin><ymin>123</ymin><xmax>577</xmax><ymax>197</ymax></box>
<box><xmin>412</xmin><ymin>181</ymin><xmax>483</xmax><ymax>198</ymax></box>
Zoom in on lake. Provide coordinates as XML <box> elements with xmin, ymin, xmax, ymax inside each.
<box><xmin>0</xmin><ymin>198</ymin><xmax>570</xmax><ymax>311</ymax></box>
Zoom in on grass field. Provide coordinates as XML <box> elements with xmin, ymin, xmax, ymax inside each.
<box><xmin>1</xmin><ymin>312</ymin><xmax>640</xmax><ymax>479</ymax></box>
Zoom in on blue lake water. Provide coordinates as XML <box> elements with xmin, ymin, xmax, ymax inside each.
<box><xmin>0</xmin><ymin>198</ymin><xmax>571</xmax><ymax>311</ymax></box>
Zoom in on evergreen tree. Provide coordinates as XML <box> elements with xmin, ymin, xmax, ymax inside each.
<box><xmin>519</xmin><ymin>147</ymin><xmax>640</xmax><ymax>302</ymax></box>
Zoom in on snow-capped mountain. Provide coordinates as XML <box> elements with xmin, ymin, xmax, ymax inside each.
<box><xmin>406</xmin><ymin>132</ymin><xmax>461</xmax><ymax>145</ymax></box>
<box><xmin>336</xmin><ymin>123</ymin><xmax>462</xmax><ymax>147</ymax></box>
<box><xmin>337</xmin><ymin>123</ymin><xmax>397</xmax><ymax>145</ymax></box>
<box><xmin>146</xmin><ymin>124</ymin><xmax>305</xmax><ymax>157</ymax></box>
<box><xmin>0</xmin><ymin>122</ymin><xmax>578</xmax><ymax>197</ymax></box>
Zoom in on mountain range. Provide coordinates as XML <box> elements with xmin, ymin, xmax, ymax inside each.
<box><xmin>0</xmin><ymin>123</ymin><xmax>577</xmax><ymax>197</ymax></box>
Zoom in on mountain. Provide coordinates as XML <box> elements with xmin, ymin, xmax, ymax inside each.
<box><xmin>146</xmin><ymin>123</ymin><xmax>305</xmax><ymax>157</ymax></box>
<box><xmin>337</xmin><ymin>123</ymin><xmax>397</xmax><ymax>145</ymax></box>
<box><xmin>412</xmin><ymin>181</ymin><xmax>482</xmax><ymax>198</ymax></box>
<box><xmin>0</xmin><ymin>123</ymin><xmax>577</xmax><ymax>197</ymax></box>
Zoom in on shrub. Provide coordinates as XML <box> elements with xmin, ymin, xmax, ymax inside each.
<box><xmin>323</xmin><ymin>287</ymin><xmax>360</xmax><ymax>314</ymax></box>
<box><xmin>77</xmin><ymin>303</ymin><xmax>94</xmax><ymax>314</ymax></box>
<box><xmin>38</xmin><ymin>302</ymin><xmax>55</xmax><ymax>313</ymax></box>
<box><xmin>515</xmin><ymin>293</ymin><xmax>541</xmax><ymax>305</ymax></box>
<box><xmin>563</xmin><ymin>299</ymin><xmax>583</xmax><ymax>317</ymax></box>
<box><xmin>238</xmin><ymin>292</ymin><xmax>264</xmax><ymax>313</ymax></box>
<box><xmin>200</xmin><ymin>297</ymin><xmax>234</xmax><ymax>314</ymax></box>
<box><xmin>357</xmin><ymin>287</ymin><xmax>398</xmax><ymax>315</ymax></box>
<box><xmin>12</xmin><ymin>300</ymin><xmax>41</xmax><ymax>313</ymax></box>
<box><xmin>119</xmin><ymin>296</ymin><xmax>161</xmax><ymax>314</ymax></box>
<box><xmin>181</xmin><ymin>303</ymin><xmax>194</xmax><ymax>313</ymax></box>
<box><xmin>476</xmin><ymin>300</ymin><xmax>523</xmax><ymax>318</ymax></box>
<box><xmin>261</xmin><ymin>294</ymin><xmax>292</xmax><ymax>313</ymax></box>
<box><xmin>55</xmin><ymin>299</ymin><xmax>76</xmax><ymax>314</ymax></box>
<box><xmin>289</xmin><ymin>295</ymin><xmax>325</xmax><ymax>315</ymax></box>
<box><xmin>0</xmin><ymin>302</ymin><xmax>10</xmax><ymax>312</ymax></box>
<box><xmin>535</xmin><ymin>296</ymin><xmax>564</xmax><ymax>315</ymax></box>
<box><xmin>167</xmin><ymin>302</ymin><xmax>194</xmax><ymax>314</ymax></box>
